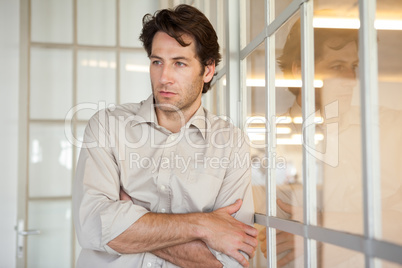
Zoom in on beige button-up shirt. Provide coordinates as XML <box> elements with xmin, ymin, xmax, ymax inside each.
<box><xmin>73</xmin><ymin>95</ymin><xmax>254</xmax><ymax>267</ymax></box>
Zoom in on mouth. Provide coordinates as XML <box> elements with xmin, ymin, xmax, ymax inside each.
<box><xmin>159</xmin><ymin>91</ymin><xmax>177</xmax><ymax>97</ymax></box>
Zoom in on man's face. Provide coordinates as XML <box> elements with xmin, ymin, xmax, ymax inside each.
<box><xmin>149</xmin><ymin>31</ymin><xmax>213</xmax><ymax>116</ymax></box>
<box><xmin>315</xmin><ymin>40</ymin><xmax>359</xmax><ymax>113</ymax></box>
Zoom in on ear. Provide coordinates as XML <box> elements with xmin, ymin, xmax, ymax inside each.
<box><xmin>203</xmin><ymin>61</ymin><xmax>216</xmax><ymax>83</ymax></box>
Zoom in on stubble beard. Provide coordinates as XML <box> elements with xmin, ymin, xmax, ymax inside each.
<box><xmin>152</xmin><ymin>78</ymin><xmax>204</xmax><ymax>117</ymax></box>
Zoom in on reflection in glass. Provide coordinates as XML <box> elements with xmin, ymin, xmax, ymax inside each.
<box><xmin>29</xmin><ymin>124</ymin><xmax>72</xmax><ymax>197</ymax></box>
<box><xmin>77</xmin><ymin>0</ymin><xmax>116</xmax><ymax>46</ymax></box>
<box><xmin>120</xmin><ymin>51</ymin><xmax>152</xmax><ymax>103</ymax></box>
<box><xmin>247</xmin><ymin>42</ymin><xmax>266</xmax><ymax>217</ymax></box>
<box><xmin>309</xmin><ymin>0</ymin><xmax>365</xmax><ymax>265</ymax></box>
<box><xmin>376</xmin><ymin>0</ymin><xmax>402</xmax><ymax>247</ymax></box>
<box><xmin>243</xmin><ymin>0</ymin><xmax>264</xmax><ymax>47</ymax></box>
<box><xmin>375</xmin><ymin>259</ymin><xmax>402</xmax><ymax>268</ymax></box>
<box><xmin>274</xmin><ymin>14</ymin><xmax>305</xmax><ymax>228</ymax></box>
<box><xmin>77</xmin><ymin>50</ymin><xmax>116</xmax><ymax>120</ymax></box>
<box><xmin>27</xmin><ymin>200</ymin><xmax>72</xmax><ymax>268</ymax></box>
<box><xmin>30</xmin><ymin>47</ymin><xmax>73</xmax><ymax>120</ymax></box>
<box><xmin>31</xmin><ymin>0</ymin><xmax>73</xmax><ymax>43</ymax></box>
<box><xmin>276</xmin><ymin>233</ymin><xmax>304</xmax><ymax>268</ymax></box>
<box><xmin>321</xmin><ymin>243</ymin><xmax>364</xmax><ymax>267</ymax></box>
<box><xmin>242</xmin><ymin>0</ymin><xmax>297</xmax><ymax>49</ymax></box>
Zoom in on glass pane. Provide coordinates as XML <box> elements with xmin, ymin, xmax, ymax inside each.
<box><xmin>275</xmin><ymin>0</ymin><xmax>293</xmax><ymax>18</ymax></box>
<box><xmin>274</xmin><ymin>13</ymin><xmax>305</xmax><ymax>223</ymax></box>
<box><xmin>277</xmin><ymin>233</ymin><xmax>304</xmax><ymax>267</ymax></box>
<box><xmin>27</xmin><ymin>200</ymin><xmax>72</xmax><ymax>268</ymax></box>
<box><xmin>252</xmin><ymin>223</ymin><xmax>266</xmax><ymax>268</ymax></box>
<box><xmin>119</xmin><ymin>0</ymin><xmax>158</xmax><ymax>47</ymax></box>
<box><xmin>375</xmin><ymin>258</ymin><xmax>402</xmax><ymax>268</ymax></box>
<box><xmin>242</xmin><ymin>0</ymin><xmax>295</xmax><ymax>49</ymax></box>
<box><xmin>217</xmin><ymin>75</ymin><xmax>227</xmax><ymax>117</ymax></box>
<box><xmin>120</xmin><ymin>50</ymin><xmax>152</xmax><ymax>103</ymax></box>
<box><xmin>313</xmin><ymin>0</ymin><xmax>362</xmax><ymax>235</ymax></box>
<box><xmin>77</xmin><ymin>0</ymin><xmax>116</xmax><ymax>46</ymax></box>
<box><xmin>252</xmin><ymin>228</ymin><xmax>304</xmax><ymax>268</ymax></box>
<box><xmin>77</xmin><ymin>50</ymin><xmax>116</xmax><ymax>120</ymax></box>
<box><xmin>376</xmin><ymin>0</ymin><xmax>402</xmax><ymax>246</ymax></box>
<box><xmin>321</xmin><ymin>242</ymin><xmax>364</xmax><ymax>267</ymax></box>
<box><xmin>244</xmin><ymin>0</ymin><xmax>264</xmax><ymax>47</ymax></box>
<box><xmin>246</xmin><ymin>42</ymin><xmax>267</xmax><ymax>216</ymax></box>
<box><xmin>202</xmin><ymin>0</ymin><xmax>224</xmax><ymax>69</ymax></box>
<box><xmin>217</xmin><ymin>0</ymin><xmax>226</xmax><ymax>70</ymax></box>
<box><xmin>31</xmin><ymin>0</ymin><xmax>73</xmax><ymax>43</ymax></box>
<box><xmin>29</xmin><ymin>123</ymin><xmax>72</xmax><ymax>197</ymax></box>
<box><xmin>30</xmin><ymin>47</ymin><xmax>73</xmax><ymax>120</ymax></box>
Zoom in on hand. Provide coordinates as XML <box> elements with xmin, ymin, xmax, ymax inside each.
<box><xmin>258</xmin><ymin>199</ymin><xmax>298</xmax><ymax>267</ymax></box>
<box><xmin>202</xmin><ymin>199</ymin><xmax>258</xmax><ymax>268</ymax></box>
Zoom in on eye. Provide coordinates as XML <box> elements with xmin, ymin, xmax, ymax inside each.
<box><xmin>330</xmin><ymin>64</ymin><xmax>345</xmax><ymax>71</ymax></box>
<box><xmin>152</xmin><ymin>60</ymin><xmax>162</xmax><ymax>66</ymax></box>
<box><xmin>176</xmin><ymin>62</ymin><xmax>186</xmax><ymax>67</ymax></box>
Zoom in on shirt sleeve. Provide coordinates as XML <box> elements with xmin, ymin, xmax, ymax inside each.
<box><xmin>209</xmin><ymin>129</ymin><xmax>255</xmax><ymax>266</ymax></box>
<box><xmin>72</xmin><ymin>109</ymin><xmax>149</xmax><ymax>254</ymax></box>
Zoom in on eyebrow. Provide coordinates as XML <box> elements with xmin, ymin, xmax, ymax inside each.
<box><xmin>149</xmin><ymin>55</ymin><xmax>192</xmax><ymax>62</ymax></box>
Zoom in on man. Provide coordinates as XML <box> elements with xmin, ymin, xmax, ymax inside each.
<box><xmin>73</xmin><ymin>5</ymin><xmax>257</xmax><ymax>268</ymax></box>
<box><xmin>254</xmin><ymin>19</ymin><xmax>360</xmax><ymax>267</ymax></box>
<box><xmin>258</xmin><ymin>18</ymin><xmax>402</xmax><ymax>268</ymax></box>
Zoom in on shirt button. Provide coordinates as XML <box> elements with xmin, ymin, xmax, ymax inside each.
<box><xmin>161</xmin><ymin>208</ymin><xmax>166</xmax><ymax>213</ymax></box>
<box><xmin>147</xmin><ymin>262</ymin><xmax>152</xmax><ymax>267</ymax></box>
<box><xmin>160</xmin><ymin>185</ymin><xmax>166</xmax><ymax>191</ymax></box>
<box><xmin>169</xmin><ymin>134</ymin><xmax>176</xmax><ymax>141</ymax></box>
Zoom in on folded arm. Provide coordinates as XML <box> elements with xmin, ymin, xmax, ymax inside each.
<box><xmin>119</xmin><ymin>189</ymin><xmax>223</xmax><ymax>268</ymax></box>
<box><xmin>108</xmin><ymin>197</ymin><xmax>257</xmax><ymax>267</ymax></box>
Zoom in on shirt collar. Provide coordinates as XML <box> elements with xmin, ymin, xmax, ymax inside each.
<box><xmin>130</xmin><ymin>94</ymin><xmax>157</xmax><ymax>127</ymax></box>
<box><xmin>130</xmin><ymin>94</ymin><xmax>208</xmax><ymax>140</ymax></box>
<box><xmin>186</xmin><ymin>105</ymin><xmax>208</xmax><ymax>140</ymax></box>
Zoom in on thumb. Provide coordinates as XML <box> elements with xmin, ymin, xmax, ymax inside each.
<box><xmin>226</xmin><ymin>199</ymin><xmax>242</xmax><ymax>215</ymax></box>
<box><xmin>277</xmin><ymin>198</ymin><xmax>292</xmax><ymax>215</ymax></box>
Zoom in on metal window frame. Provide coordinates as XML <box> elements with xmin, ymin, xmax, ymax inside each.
<box><xmin>230</xmin><ymin>0</ymin><xmax>402</xmax><ymax>267</ymax></box>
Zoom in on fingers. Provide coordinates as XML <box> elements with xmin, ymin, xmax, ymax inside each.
<box><xmin>276</xmin><ymin>230</ymin><xmax>294</xmax><ymax>245</ymax></box>
<box><xmin>277</xmin><ymin>239</ymin><xmax>294</xmax><ymax>255</ymax></box>
<box><xmin>258</xmin><ymin>228</ymin><xmax>266</xmax><ymax>242</ymax></box>
<box><xmin>240</xmin><ymin>243</ymin><xmax>256</xmax><ymax>259</ymax></box>
<box><xmin>225</xmin><ymin>199</ymin><xmax>243</xmax><ymax>215</ymax></box>
<box><xmin>244</xmin><ymin>233</ymin><xmax>258</xmax><ymax>249</ymax></box>
<box><xmin>277</xmin><ymin>198</ymin><xmax>293</xmax><ymax>215</ymax></box>
<box><xmin>244</xmin><ymin>225</ymin><xmax>258</xmax><ymax>238</ymax></box>
<box><xmin>277</xmin><ymin>249</ymin><xmax>295</xmax><ymax>267</ymax></box>
<box><xmin>229</xmin><ymin>250</ymin><xmax>250</xmax><ymax>268</ymax></box>
<box><xmin>260</xmin><ymin>242</ymin><xmax>267</xmax><ymax>255</ymax></box>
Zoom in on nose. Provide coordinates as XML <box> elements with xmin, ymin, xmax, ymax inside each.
<box><xmin>341</xmin><ymin>67</ymin><xmax>357</xmax><ymax>87</ymax></box>
<box><xmin>159</xmin><ymin>65</ymin><xmax>174</xmax><ymax>85</ymax></box>
<box><xmin>344</xmin><ymin>66</ymin><xmax>357</xmax><ymax>80</ymax></box>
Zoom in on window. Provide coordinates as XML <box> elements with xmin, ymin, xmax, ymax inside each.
<box><xmin>19</xmin><ymin>0</ymin><xmax>402</xmax><ymax>267</ymax></box>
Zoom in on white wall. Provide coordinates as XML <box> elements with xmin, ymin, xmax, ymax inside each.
<box><xmin>0</xmin><ymin>0</ymin><xmax>19</xmax><ymax>267</ymax></box>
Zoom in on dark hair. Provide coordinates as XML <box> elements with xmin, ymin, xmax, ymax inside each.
<box><xmin>277</xmin><ymin>19</ymin><xmax>359</xmax><ymax>76</ymax></box>
<box><xmin>139</xmin><ymin>4</ymin><xmax>221</xmax><ymax>94</ymax></box>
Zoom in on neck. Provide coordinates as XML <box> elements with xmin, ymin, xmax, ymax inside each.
<box><xmin>155</xmin><ymin>104</ymin><xmax>201</xmax><ymax>133</ymax></box>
